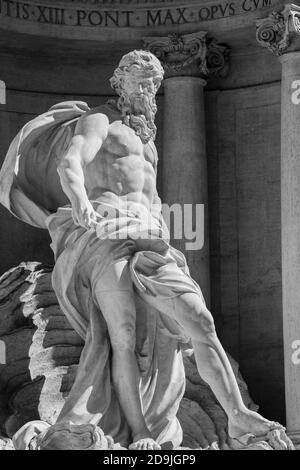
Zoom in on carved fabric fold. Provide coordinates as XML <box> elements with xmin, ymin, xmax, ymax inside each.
<box><xmin>45</xmin><ymin>200</ymin><xmax>203</xmax><ymax>448</ymax></box>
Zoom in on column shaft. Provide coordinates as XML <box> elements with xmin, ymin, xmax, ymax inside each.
<box><xmin>162</xmin><ymin>76</ymin><xmax>210</xmax><ymax>305</ymax></box>
<box><xmin>280</xmin><ymin>51</ymin><xmax>300</xmax><ymax>445</ymax></box>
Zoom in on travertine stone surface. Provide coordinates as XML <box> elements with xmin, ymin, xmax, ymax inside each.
<box><xmin>257</xmin><ymin>4</ymin><xmax>300</xmax><ymax>448</ymax></box>
<box><xmin>279</xmin><ymin>50</ymin><xmax>300</xmax><ymax>448</ymax></box>
<box><xmin>0</xmin><ymin>5</ymin><xmax>288</xmax><ymax>421</ymax></box>
<box><xmin>0</xmin><ymin>262</ymin><xmax>84</xmax><ymax>438</ymax></box>
<box><xmin>143</xmin><ymin>33</ymin><xmax>229</xmax><ymax>79</ymax></box>
<box><xmin>256</xmin><ymin>4</ymin><xmax>300</xmax><ymax>56</ymax></box>
<box><xmin>182</xmin><ymin>354</ymin><xmax>259</xmax><ymax>449</ymax></box>
<box><xmin>0</xmin><ymin>0</ymin><xmax>283</xmax><ymax>43</ymax></box>
<box><xmin>161</xmin><ymin>76</ymin><xmax>211</xmax><ymax>305</ymax></box>
<box><xmin>0</xmin><ymin>262</ymin><xmax>259</xmax><ymax>450</ymax></box>
<box><xmin>143</xmin><ymin>34</ymin><xmax>228</xmax><ymax>307</ymax></box>
<box><xmin>0</xmin><ymin>437</ymin><xmax>14</xmax><ymax>450</ymax></box>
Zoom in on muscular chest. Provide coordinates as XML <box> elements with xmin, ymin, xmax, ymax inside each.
<box><xmin>101</xmin><ymin>121</ymin><xmax>156</xmax><ymax>166</ymax></box>
<box><xmin>102</xmin><ymin>121</ymin><xmax>141</xmax><ymax>156</ymax></box>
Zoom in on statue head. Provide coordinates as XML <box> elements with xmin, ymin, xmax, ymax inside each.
<box><xmin>110</xmin><ymin>50</ymin><xmax>164</xmax><ymax>143</ymax></box>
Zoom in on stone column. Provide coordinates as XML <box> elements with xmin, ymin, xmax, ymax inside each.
<box><xmin>144</xmin><ymin>33</ymin><xmax>229</xmax><ymax>306</ymax></box>
<box><xmin>257</xmin><ymin>4</ymin><xmax>300</xmax><ymax>448</ymax></box>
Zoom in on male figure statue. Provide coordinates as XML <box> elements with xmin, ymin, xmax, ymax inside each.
<box><xmin>0</xmin><ymin>50</ymin><xmax>292</xmax><ymax>450</ymax></box>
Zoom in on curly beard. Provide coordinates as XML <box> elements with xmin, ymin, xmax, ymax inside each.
<box><xmin>117</xmin><ymin>92</ymin><xmax>157</xmax><ymax>144</ymax></box>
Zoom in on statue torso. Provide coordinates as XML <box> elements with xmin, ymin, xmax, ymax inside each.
<box><xmin>83</xmin><ymin>104</ymin><xmax>158</xmax><ymax>211</ymax></box>
<box><xmin>19</xmin><ymin>103</ymin><xmax>159</xmax><ymax>215</ymax></box>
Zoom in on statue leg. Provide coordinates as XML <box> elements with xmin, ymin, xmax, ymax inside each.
<box><xmin>93</xmin><ymin>259</ymin><xmax>160</xmax><ymax>450</ymax></box>
<box><xmin>144</xmin><ymin>290</ymin><xmax>287</xmax><ymax>442</ymax></box>
<box><xmin>36</xmin><ymin>297</ymin><xmax>126</xmax><ymax>449</ymax></box>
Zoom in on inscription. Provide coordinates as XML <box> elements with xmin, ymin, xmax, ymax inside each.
<box><xmin>0</xmin><ymin>0</ymin><xmax>274</xmax><ymax>28</ymax></box>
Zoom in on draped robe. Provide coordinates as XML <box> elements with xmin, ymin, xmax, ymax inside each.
<box><xmin>0</xmin><ymin>101</ymin><xmax>204</xmax><ymax>448</ymax></box>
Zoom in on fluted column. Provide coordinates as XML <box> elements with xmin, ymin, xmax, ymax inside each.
<box><xmin>257</xmin><ymin>4</ymin><xmax>300</xmax><ymax>448</ymax></box>
<box><xmin>144</xmin><ymin>33</ymin><xmax>229</xmax><ymax>306</ymax></box>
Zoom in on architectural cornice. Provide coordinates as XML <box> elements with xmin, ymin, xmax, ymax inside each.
<box><xmin>0</xmin><ymin>0</ymin><xmax>279</xmax><ymax>44</ymax></box>
<box><xmin>256</xmin><ymin>4</ymin><xmax>300</xmax><ymax>56</ymax></box>
<box><xmin>143</xmin><ymin>32</ymin><xmax>208</xmax><ymax>76</ymax></box>
<box><xmin>23</xmin><ymin>0</ymin><xmax>242</xmax><ymax>5</ymax></box>
<box><xmin>143</xmin><ymin>32</ymin><xmax>230</xmax><ymax>78</ymax></box>
<box><xmin>206</xmin><ymin>39</ymin><xmax>230</xmax><ymax>78</ymax></box>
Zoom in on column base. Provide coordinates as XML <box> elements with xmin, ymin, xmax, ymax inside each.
<box><xmin>288</xmin><ymin>431</ymin><xmax>300</xmax><ymax>449</ymax></box>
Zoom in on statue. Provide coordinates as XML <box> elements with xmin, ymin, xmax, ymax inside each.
<box><xmin>0</xmin><ymin>50</ymin><xmax>293</xmax><ymax>450</ymax></box>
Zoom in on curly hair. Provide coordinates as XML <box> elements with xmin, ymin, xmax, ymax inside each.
<box><xmin>110</xmin><ymin>50</ymin><xmax>164</xmax><ymax>95</ymax></box>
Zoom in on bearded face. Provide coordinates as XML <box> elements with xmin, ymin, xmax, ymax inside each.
<box><xmin>116</xmin><ymin>70</ymin><xmax>162</xmax><ymax>144</ymax></box>
<box><xmin>131</xmin><ymin>92</ymin><xmax>157</xmax><ymax>121</ymax></box>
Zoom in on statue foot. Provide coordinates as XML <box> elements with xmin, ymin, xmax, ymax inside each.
<box><xmin>228</xmin><ymin>410</ymin><xmax>294</xmax><ymax>450</ymax></box>
<box><xmin>129</xmin><ymin>437</ymin><xmax>161</xmax><ymax>450</ymax></box>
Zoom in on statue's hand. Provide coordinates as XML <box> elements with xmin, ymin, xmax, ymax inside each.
<box><xmin>72</xmin><ymin>198</ymin><xmax>97</xmax><ymax>230</ymax></box>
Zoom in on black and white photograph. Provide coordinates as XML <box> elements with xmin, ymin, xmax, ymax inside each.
<box><xmin>0</xmin><ymin>0</ymin><xmax>298</xmax><ymax>454</ymax></box>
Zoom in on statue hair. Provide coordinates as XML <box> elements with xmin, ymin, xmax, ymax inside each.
<box><xmin>110</xmin><ymin>50</ymin><xmax>164</xmax><ymax>95</ymax></box>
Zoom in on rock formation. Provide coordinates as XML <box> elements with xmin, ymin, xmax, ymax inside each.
<box><xmin>0</xmin><ymin>262</ymin><xmax>264</xmax><ymax>450</ymax></box>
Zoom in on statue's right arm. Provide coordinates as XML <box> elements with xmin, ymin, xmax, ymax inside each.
<box><xmin>57</xmin><ymin>111</ymin><xmax>109</xmax><ymax>229</ymax></box>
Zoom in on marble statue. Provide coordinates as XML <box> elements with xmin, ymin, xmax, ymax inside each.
<box><xmin>0</xmin><ymin>50</ymin><xmax>294</xmax><ymax>451</ymax></box>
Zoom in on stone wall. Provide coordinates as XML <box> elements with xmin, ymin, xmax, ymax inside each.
<box><xmin>207</xmin><ymin>82</ymin><xmax>284</xmax><ymax>422</ymax></box>
<box><xmin>0</xmin><ymin>1</ymin><xmax>286</xmax><ymax>424</ymax></box>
